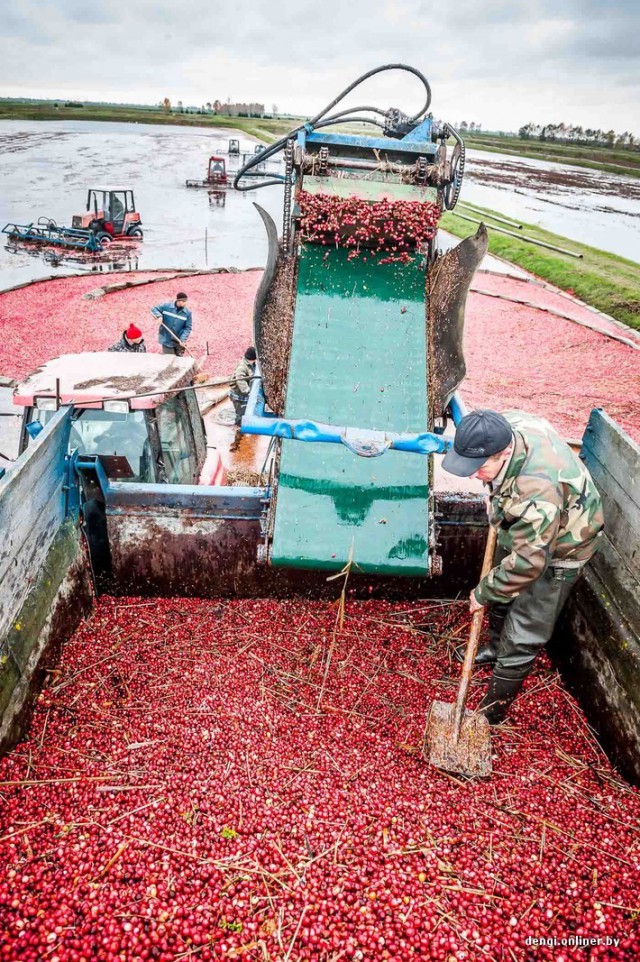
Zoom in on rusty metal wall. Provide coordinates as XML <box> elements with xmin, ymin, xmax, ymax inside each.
<box><xmin>106</xmin><ymin>490</ymin><xmax>487</xmax><ymax>599</ymax></box>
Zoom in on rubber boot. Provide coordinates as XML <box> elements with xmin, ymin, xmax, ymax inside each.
<box><xmin>477</xmin><ymin>671</ymin><xmax>527</xmax><ymax>724</ymax></box>
<box><xmin>454</xmin><ymin>642</ymin><xmax>498</xmax><ymax>666</ymax></box>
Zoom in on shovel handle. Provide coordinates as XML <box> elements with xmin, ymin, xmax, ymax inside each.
<box><xmin>452</xmin><ymin>524</ymin><xmax>498</xmax><ymax>740</ymax></box>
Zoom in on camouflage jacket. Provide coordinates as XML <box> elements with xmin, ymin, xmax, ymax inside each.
<box><xmin>229</xmin><ymin>357</ymin><xmax>255</xmax><ymax>397</ymax></box>
<box><xmin>108</xmin><ymin>334</ymin><xmax>147</xmax><ymax>353</ymax></box>
<box><xmin>474</xmin><ymin>411</ymin><xmax>604</xmax><ymax>605</ymax></box>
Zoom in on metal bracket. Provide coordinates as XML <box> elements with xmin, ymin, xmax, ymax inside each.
<box><xmin>415</xmin><ymin>156</ymin><xmax>428</xmax><ymax>186</ymax></box>
<box><xmin>340</xmin><ymin>428</ymin><xmax>392</xmax><ymax>458</ymax></box>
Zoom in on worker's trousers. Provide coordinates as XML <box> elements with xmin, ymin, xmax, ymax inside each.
<box><xmin>489</xmin><ymin>547</ymin><xmax>582</xmax><ymax>680</ymax></box>
<box><xmin>229</xmin><ymin>391</ymin><xmax>248</xmax><ymax>425</ymax></box>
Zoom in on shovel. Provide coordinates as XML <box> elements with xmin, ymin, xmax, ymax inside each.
<box><xmin>425</xmin><ymin>524</ymin><xmax>498</xmax><ymax>778</ymax></box>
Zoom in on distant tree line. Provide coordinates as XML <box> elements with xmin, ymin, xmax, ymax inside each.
<box><xmin>518</xmin><ymin>122</ymin><xmax>638</xmax><ymax>149</ymax></box>
<box><xmin>454</xmin><ymin>121</ymin><xmax>482</xmax><ymax>133</ymax></box>
<box><xmin>160</xmin><ymin>98</ymin><xmax>274</xmax><ymax>118</ymax></box>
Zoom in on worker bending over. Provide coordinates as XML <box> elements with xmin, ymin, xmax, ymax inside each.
<box><xmin>108</xmin><ymin>323</ymin><xmax>147</xmax><ymax>353</ymax></box>
<box><xmin>229</xmin><ymin>347</ymin><xmax>257</xmax><ymax>425</ymax></box>
<box><xmin>151</xmin><ymin>292</ymin><xmax>192</xmax><ymax>356</ymax></box>
<box><xmin>442</xmin><ymin>409</ymin><xmax>603</xmax><ymax>724</ymax></box>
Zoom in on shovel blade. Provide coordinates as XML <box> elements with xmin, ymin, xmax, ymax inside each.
<box><xmin>425</xmin><ymin>700</ymin><xmax>492</xmax><ymax>778</ymax></box>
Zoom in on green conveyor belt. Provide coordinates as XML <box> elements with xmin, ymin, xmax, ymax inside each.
<box><xmin>270</xmin><ymin>244</ymin><xmax>431</xmax><ymax>575</ymax></box>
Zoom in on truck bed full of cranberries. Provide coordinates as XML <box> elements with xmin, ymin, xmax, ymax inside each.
<box><xmin>1</xmin><ymin>596</ymin><xmax>639</xmax><ymax>961</ymax></box>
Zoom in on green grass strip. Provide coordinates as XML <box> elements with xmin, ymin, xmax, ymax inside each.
<box><xmin>441</xmin><ymin>204</ymin><xmax>640</xmax><ymax>332</ymax></box>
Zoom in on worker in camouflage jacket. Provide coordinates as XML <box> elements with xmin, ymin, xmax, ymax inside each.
<box><xmin>442</xmin><ymin>409</ymin><xmax>604</xmax><ymax>723</ymax></box>
<box><xmin>107</xmin><ymin>323</ymin><xmax>147</xmax><ymax>353</ymax></box>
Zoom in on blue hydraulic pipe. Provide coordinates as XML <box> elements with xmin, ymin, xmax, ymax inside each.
<box><xmin>241</xmin><ymin>374</ymin><xmax>452</xmax><ymax>456</ymax></box>
<box><xmin>449</xmin><ymin>392</ymin><xmax>468</xmax><ymax>426</ymax></box>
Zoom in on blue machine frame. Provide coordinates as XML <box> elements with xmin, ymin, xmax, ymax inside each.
<box><xmin>297</xmin><ymin>118</ymin><xmax>437</xmax><ymax>157</ymax></box>
<box><xmin>247</xmin><ymin>118</ymin><xmax>439</xmax><ymax>187</ymax></box>
<box><xmin>2</xmin><ymin>221</ymin><xmax>103</xmax><ymax>253</ymax></box>
<box><xmin>72</xmin><ymin>454</ymin><xmax>266</xmax><ymax>519</ymax></box>
<box><xmin>240</xmin><ymin>367</ymin><xmax>464</xmax><ymax>457</ymax></box>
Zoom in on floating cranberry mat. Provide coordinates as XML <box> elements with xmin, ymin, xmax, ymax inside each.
<box><xmin>1</xmin><ymin>597</ymin><xmax>639</xmax><ymax>961</ymax></box>
<box><xmin>0</xmin><ymin>271</ymin><xmax>260</xmax><ymax>383</ymax></box>
<box><xmin>463</xmin><ymin>272</ymin><xmax>640</xmax><ymax>443</ymax></box>
<box><xmin>1</xmin><ymin>270</ymin><xmax>637</xmax><ymax>443</ymax></box>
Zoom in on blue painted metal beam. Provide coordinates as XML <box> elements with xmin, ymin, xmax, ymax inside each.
<box><xmin>242</xmin><ymin>377</ymin><xmax>452</xmax><ymax>456</ymax></box>
<box><xmin>303</xmin><ymin>131</ymin><xmax>437</xmax><ymax>157</ymax></box>
<box><xmin>401</xmin><ymin>119</ymin><xmax>434</xmax><ymax>143</ymax></box>
<box><xmin>449</xmin><ymin>392</ymin><xmax>468</xmax><ymax>426</ymax></box>
<box><xmin>74</xmin><ymin>457</ymin><xmax>267</xmax><ymax>519</ymax></box>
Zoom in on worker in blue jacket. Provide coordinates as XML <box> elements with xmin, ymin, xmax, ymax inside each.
<box><xmin>151</xmin><ymin>292</ymin><xmax>193</xmax><ymax>356</ymax></box>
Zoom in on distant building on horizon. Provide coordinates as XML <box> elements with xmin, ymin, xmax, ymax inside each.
<box><xmin>217</xmin><ymin>102</ymin><xmax>265</xmax><ymax>118</ymax></box>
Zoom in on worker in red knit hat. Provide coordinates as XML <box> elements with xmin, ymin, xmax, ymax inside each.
<box><xmin>107</xmin><ymin>323</ymin><xmax>147</xmax><ymax>353</ymax></box>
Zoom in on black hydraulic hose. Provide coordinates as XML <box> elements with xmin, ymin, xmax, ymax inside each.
<box><xmin>307</xmin><ymin>63</ymin><xmax>431</xmax><ymax>126</ymax></box>
<box><xmin>444</xmin><ymin>122</ymin><xmax>463</xmax><ymax>146</ymax></box>
<box><xmin>315</xmin><ymin>105</ymin><xmax>388</xmax><ymax>122</ymax></box>
<box><xmin>233</xmin><ymin>63</ymin><xmax>431</xmax><ymax>191</ymax></box>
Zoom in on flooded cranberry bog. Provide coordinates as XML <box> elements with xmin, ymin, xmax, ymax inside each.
<box><xmin>1</xmin><ymin>122</ymin><xmax>640</xmax><ymax>293</ymax></box>
<box><xmin>1</xmin><ymin>112</ymin><xmax>640</xmax><ymax>961</ymax></box>
<box><xmin>0</xmin><ymin>269</ymin><xmax>637</xmax><ymax>442</ymax></box>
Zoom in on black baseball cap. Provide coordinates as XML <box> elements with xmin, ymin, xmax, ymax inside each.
<box><xmin>176</xmin><ymin>292</ymin><xmax>188</xmax><ymax>300</ymax></box>
<box><xmin>442</xmin><ymin>410</ymin><xmax>513</xmax><ymax>477</ymax></box>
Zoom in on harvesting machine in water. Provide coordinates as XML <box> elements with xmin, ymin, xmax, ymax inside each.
<box><xmin>186</xmin><ymin>155</ymin><xmax>229</xmax><ymax>189</ymax></box>
<box><xmin>2</xmin><ymin>187</ymin><xmax>143</xmax><ymax>253</ymax></box>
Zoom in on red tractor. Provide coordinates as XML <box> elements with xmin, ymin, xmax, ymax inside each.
<box><xmin>72</xmin><ymin>188</ymin><xmax>143</xmax><ymax>243</ymax></box>
<box><xmin>186</xmin><ymin>156</ymin><xmax>228</xmax><ymax>189</ymax></box>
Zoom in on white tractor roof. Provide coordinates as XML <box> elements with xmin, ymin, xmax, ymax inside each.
<box><xmin>14</xmin><ymin>353</ymin><xmax>195</xmax><ymax>410</ymax></box>
<box><xmin>89</xmin><ymin>186</ymin><xmax>131</xmax><ymax>193</ymax></box>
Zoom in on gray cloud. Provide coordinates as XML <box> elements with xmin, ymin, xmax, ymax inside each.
<box><xmin>0</xmin><ymin>0</ymin><xmax>638</xmax><ymax>132</ymax></box>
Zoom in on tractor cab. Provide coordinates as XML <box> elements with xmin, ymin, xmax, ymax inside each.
<box><xmin>14</xmin><ymin>353</ymin><xmax>225</xmax><ymax>487</ymax></box>
<box><xmin>72</xmin><ymin>188</ymin><xmax>143</xmax><ymax>241</ymax></box>
<box><xmin>14</xmin><ymin>352</ymin><xmax>225</xmax><ymax>586</ymax></box>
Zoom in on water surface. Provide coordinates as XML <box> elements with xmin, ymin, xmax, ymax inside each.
<box><xmin>0</xmin><ymin>120</ymin><xmax>638</xmax><ymax>291</ymax></box>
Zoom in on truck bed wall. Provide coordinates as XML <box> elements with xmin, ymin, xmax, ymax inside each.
<box><xmin>550</xmin><ymin>409</ymin><xmax>640</xmax><ymax>784</ymax></box>
<box><xmin>0</xmin><ymin>410</ymin><xmax>92</xmax><ymax>752</ymax></box>
<box><xmin>104</xmin><ymin>485</ymin><xmax>487</xmax><ymax>599</ymax></box>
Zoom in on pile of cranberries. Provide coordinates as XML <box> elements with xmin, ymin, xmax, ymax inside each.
<box><xmin>1</xmin><ymin>596</ymin><xmax>639</xmax><ymax>961</ymax></box>
<box><xmin>297</xmin><ymin>192</ymin><xmax>441</xmax><ymax>264</ymax></box>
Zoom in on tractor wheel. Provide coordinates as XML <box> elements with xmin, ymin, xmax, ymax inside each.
<box><xmin>127</xmin><ymin>226</ymin><xmax>143</xmax><ymax>239</ymax></box>
<box><xmin>96</xmin><ymin>232</ymin><xmax>113</xmax><ymax>244</ymax></box>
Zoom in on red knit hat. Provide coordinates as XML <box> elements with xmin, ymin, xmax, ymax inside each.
<box><xmin>126</xmin><ymin>324</ymin><xmax>143</xmax><ymax>340</ymax></box>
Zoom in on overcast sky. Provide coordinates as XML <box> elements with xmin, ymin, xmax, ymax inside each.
<box><xmin>2</xmin><ymin>0</ymin><xmax>639</xmax><ymax>133</ymax></box>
